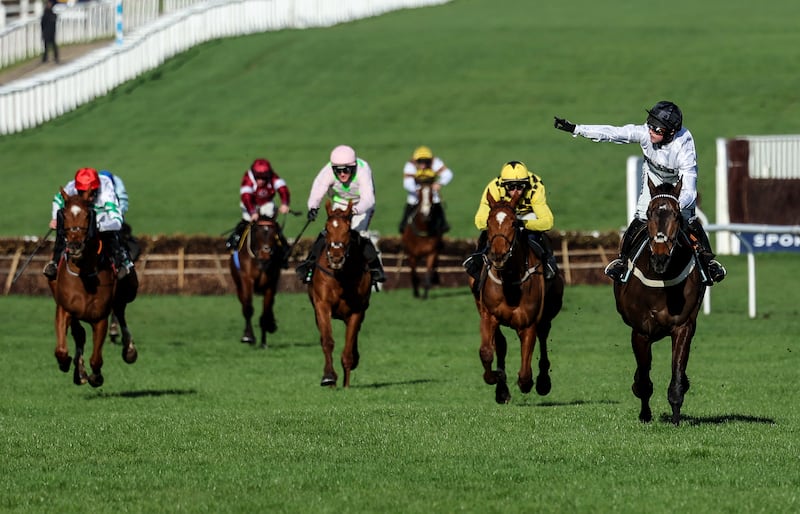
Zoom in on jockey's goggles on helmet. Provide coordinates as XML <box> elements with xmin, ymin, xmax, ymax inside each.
<box><xmin>333</xmin><ymin>164</ymin><xmax>356</xmax><ymax>176</ymax></box>
<box><xmin>503</xmin><ymin>181</ymin><xmax>528</xmax><ymax>192</ymax></box>
<box><xmin>415</xmin><ymin>158</ymin><xmax>433</xmax><ymax>167</ymax></box>
<box><xmin>647</xmin><ymin>123</ymin><xmax>667</xmax><ymax>136</ymax></box>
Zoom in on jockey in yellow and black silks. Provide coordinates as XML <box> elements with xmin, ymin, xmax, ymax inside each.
<box><xmin>464</xmin><ymin>160</ymin><xmax>558</xmax><ymax>281</ymax></box>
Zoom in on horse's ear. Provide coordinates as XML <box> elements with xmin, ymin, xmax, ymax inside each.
<box><xmin>672</xmin><ymin>178</ymin><xmax>683</xmax><ymax>196</ymax></box>
<box><xmin>59</xmin><ymin>187</ymin><xmax>69</xmax><ymax>201</ymax></box>
<box><xmin>486</xmin><ymin>190</ymin><xmax>497</xmax><ymax>207</ymax></box>
<box><xmin>325</xmin><ymin>198</ymin><xmax>333</xmax><ymax>216</ymax></box>
<box><xmin>346</xmin><ymin>200</ymin><xmax>353</xmax><ymax>216</ymax></box>
<box><xmin>647</xmin><ymin>177</ymin><xmax>657</xmax><ymax>195</ymax></box>
<box><xmin>508</xmin><ymin>193</ymin><xmax>521</xmax><ymax>210</ymax></box>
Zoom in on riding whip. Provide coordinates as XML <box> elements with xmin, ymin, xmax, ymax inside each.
<box><xmin>12</xmin><ymin>228</ymin><xmax>54</xmax><ymax>284</ymax></box>
<box><xmin>286</xmin><ymin>218</ymin><xmax>314</xmax><ymax>257</ymax></box>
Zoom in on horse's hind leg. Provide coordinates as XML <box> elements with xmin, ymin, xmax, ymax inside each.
<box><xmin>423</xmin><ymin>253</ymin><xmax>437</xmax><ymax>299</ymax></box>
<box><xmin>631</xmin><ymin>332</ymin><xmax>654</xmax><ymax>422</ymax></box>
<box><xmin>535</xmin><ymin>320</ymin><xmax>552</xmax><ymax>396</ymax></box>
<box><xmin>109</xmin><ymin>313</ymin><xmax>120</xmax><ymax>343</ymax></box>
<box><xmin>114</xmin><ymin>306</ymin><xmax>137</xmax><ymax>364</ymax></box>
<box><xmin>239</xmin><ymin>286</ymin><xmax>256</xmax><ymax>345</ymax></box>
<box><xmin>409</xmin><ymin>256</ymin><xmax>420</xmax><ymax>298</ymax></box>
<box><xmin>668</xmin><ymin>325</ymin><xmax>694</xmax><ymax>426</ymax></box>
<box><xmin>340</xmin><ymin>315</ymin><xmax>364</xmax><ymax>388</ymax></box>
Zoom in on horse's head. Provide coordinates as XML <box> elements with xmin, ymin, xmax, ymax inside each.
<box><xmin>485</xmin><ymin>190</ymin><xmax>521</xmax><ymax>270</ymax></box>
<box><xmin>324</xmin><ymin>199</ymin><xmax>354</xmax><ymax>270</ymax></box>
<box><xmin>248</xmin><ymin>219</ymin><xmax>280</xmax><ymax>269</ymax></box>
<box><xmin>415</xmin><ymin>178</ymin><xmax>435</xmax><ymax>219</ymax></box>
<box><xmin>61</xmin><ymin>187</ymin><xmax>96</xmax><ymax>262</ymax></box>
<box><xmin>646</xmin><ymin>178</ymin><xmax>683</xmax><ymax>274</ymax></box>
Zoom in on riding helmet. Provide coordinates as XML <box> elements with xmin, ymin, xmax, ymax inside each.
<box><xmin>74</xmin><ymin>167</ymin><xmax>100</xmax><ymax>192</ymax></box>
<box><xmin>412</xmin><ymin>146</ymin><xmax>433</xmax><ymax>162</ymax></box>
<box><xmin>330</xmin><ymin>145</ymin><xmax>357</xmax><ymax>166</ymax></box>
<box><xmin>499</xmin><ymin>161</ymin><xmax>530</xmax><ymax>182</ymax></box>
<box><xmin>646</xmin><ymin>101</ymin><xmax>683</xmax><ymax>133</ymax></box>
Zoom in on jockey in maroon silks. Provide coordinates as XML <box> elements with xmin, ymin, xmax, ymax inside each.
<box><xmin>226</xmin><ymin>158</ymin><xmax>292</xmax><ymax>267</ymax></box>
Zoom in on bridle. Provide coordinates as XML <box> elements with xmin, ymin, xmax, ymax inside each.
<box><xmin>647</xmin><ymin>192</ymin><xmax>681</xmax><ymax>257</ymax></box>
<box><xmin>324</xmin><ymin>210</ymin><xmax>353</xmax><ymax>270</ymax></box>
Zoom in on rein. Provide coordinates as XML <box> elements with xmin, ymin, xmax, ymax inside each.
<box><xmin>486</xmin><ymin>227</ymin><xmax>540</xmax><ymax>286</ymax></box>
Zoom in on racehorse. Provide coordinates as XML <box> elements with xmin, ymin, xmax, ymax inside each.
<box><xmin>613</xmin><ymin>178</ymin><xmax>705</xmax><ymax>425</ymax></box>
<box><xmin>307</xmin><ymin>199</ymin><xmax>372</xmax><ymax>387</ymax></box>
<box><xmin>401</xmin><ymin>179</ymin><xmax>443</xmax><ymax>299</ymax></box>
<box><xmin>47</xmin><ymin>188</ymin><xmax>138</xmax><ymax>387</ymax></box>
<box><xmin>230</xmin><ymin>214</ymin><xmax>283</xmax><ymax>349</ymax></box>
<box><xmin>469</xmin><ymin>191</ymin><xmax>564</xmax><ymax>404</ymax></box>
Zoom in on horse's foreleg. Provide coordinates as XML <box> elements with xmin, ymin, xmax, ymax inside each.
<box><xmin>408</xmin><ymin>255</ymin><xmax>420</xmax><ymax>298</ymax></box>
<box><xmin>517</xmin><ymin>325</ymin><xmax>537</xmax><ymax>394</ymax></box>
<box><xmin>535</xmin><ymin>319</ymin><xmax>552</xmax><ymax>396</ymax></box>
<box><xmin>54</xmin><ymin>306</ymin><xmax>72</xmax><ymax>373</ymax></box>
<box><xmin>314</xmin><ymin>306</ymin><xmax>337</xmax><ymax>387</ymax></box>
<box><xmin>478</xmin><ymin>311</ymin><xmax>499</xmax><ymax>384</ymax></box>
<box><xmin>238</xmin><ymin>281</ymin><xmax>256</xmax><ymax>345</ymax></box>
<box><xmin>259</xmin><ymin>287</ymin><xmax>278</xmax><ymax>349</ymax></box>
<box><xmin>668</xmin><ymin>323</ymin><xmax>695</xmax><ymax>426</ymax></box>
<box><xmin>341</xmin><ymin>314</ymin><xmax>365</xmax><ymax>388</ymax></box>
<box><xmin>631</xmin><ymin>331</ymin><xmax>654</xmax><ymax>423</ymax></box>
<box><xmin>423</xmin><ymin>253</ymin><xmax>437</xmax><ymax>299</ymax></box>
<box><xmin>86</xmin><ymin>318</ymin><xmax>108</xmax><ymax>388</ymax></box>
<box><xmin>71</xmin><ymin>318</ymin><xmax>88</xmax><ymax>385</ymax></box>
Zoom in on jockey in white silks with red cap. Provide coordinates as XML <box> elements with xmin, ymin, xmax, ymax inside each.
<box><xmin>295</xmin><ymin>144</ymin><xmax>386</xmax><ymax>285</ymax></box>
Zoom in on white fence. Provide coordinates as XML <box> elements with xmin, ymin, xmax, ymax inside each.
<box><xmin>0</xmin><ymin>0</ymin><xmax>450</xmax><ymax>135</ymax></box>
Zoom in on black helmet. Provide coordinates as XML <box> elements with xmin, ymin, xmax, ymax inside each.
<box><xmin>646</xmin><ymin>101</ymin><xmax>683</xmax><ymax>133</ymax></box>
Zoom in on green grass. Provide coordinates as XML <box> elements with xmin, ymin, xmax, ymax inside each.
<box><xmin>1</xmin><ymin>254</ymin><xmax>798</xmax><ymax>513</ymax></box>
<box><xmin>2</xmin><ymin>0</ymin><xmax>800</xmax><ymax>239</ymax></box>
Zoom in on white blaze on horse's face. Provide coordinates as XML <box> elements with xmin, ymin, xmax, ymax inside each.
<box><xmin>70</xmin><ymin>205</ymin><xmax>82</xmax><ymax>217</ymax></box>
<box><xmin>494</xmin><ymin>211</ymin><xmax>509</xmax><ymax>226</ymax></box>
<box><xmin>331</xmin><ymin>219</ymin><xmax>339</xmax><ymax>229</ymax></box>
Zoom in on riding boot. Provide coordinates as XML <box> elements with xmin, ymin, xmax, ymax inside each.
<box><xmin>295</xmin><ymin>233</ymin><xmax>325</xmax><ymax>284</ymax></box>
<box><xmin>226</xmin><ymin>219</ymin><xmax>249</xmax><ymax>251</ymax></box>
<box><xmin>605</xmin><ymin>218</ymin><xmax>647</xmax><ymax>282</ymax></box>
<box><xmin>43</xmin><ymin>212</ymin><xmax>65</xmax><ymax>279</ymax></box>
<box><xmin>688</xmin><ymin>219</ymin><xmax>726</xmax><ymax>285</ymax></box>
<box><xmin>361</xmin><ymin>236</ymin><xmax>386</xmax><ymax>283</ymax></box>
<box><xmin>528</xmin><ymin>232</ymin><xmax>558</xmax><ymax>280</ymax></box>
<box><xmin>432</xmin><ymin>202</ymin><xmax>450</xmax><ymax>235</ymax></box>
<box><xmin>121</xmin><ymin>222</ymin><xmax>141</xmax><ymax>263</ymax></box>
<box><xmin>106</xmin><ymin>231</ymin><xmax>134</xmax><ymax>279</ymax></box>
<box><xmin>463</xmin><ymin>230</ymin><xmax>488</xmax><ymax>280</ymax></box>
<box><xmin>398</xmin><ymin>203</ymin><xmax>415</xmax><ymax>233</ymax></box>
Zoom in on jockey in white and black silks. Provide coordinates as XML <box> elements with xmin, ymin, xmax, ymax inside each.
<box><xmin>398</xmin><ymin>145</ymin><xmax>453</xmax><ymax>235</ymax></box>
<box><xmin>44</xmin><ymin>167</ymin><xmax>133</xmax><ymax>280</ymax></box>
<box><xmin>554</xmin><ymin>100</ymin><xmax>726</xmax><ymax>285</ymax></box>
<box><xmin>295</xmin><ymin>144</ymin><xmax>386</xmax><ymax>285</ymax></box>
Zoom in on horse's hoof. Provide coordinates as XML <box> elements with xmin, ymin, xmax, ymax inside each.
<box><xmin>320</xmin><ymin>376</ymin><xmax>337</xmax><ymax>387</ymax></box>
<box><xmin>58</xmin><ymin>358</ymin><xmax>71</xmax><ymax>373</ymax></box>
<box><xmin>535</xmin><ymin>374</ymin><xmax>552</xmax><ymax>396</ymax></box>
<box><xmin>241</xmin><ymin>336</ymin><xmax>255</xmax><ymax>344</ymax></box>
<box><xmin>258</xmin><ymin>342</ymin><xmax>267</xmax><ymax>350</ymax></box>
<box><xmin>73</xmin><ymin>370</ymin><xmax>87</xmax><ymax>386</ymax></box>
<box><xmin>88</xmin><ymin>374</ymin><xmax>104</xmax><ymax>388</ymax></box>
<box><xmin>518</xmin><ymin>377</ymin><xmax>534</xmax><ymax>394</ymax></box>
<box><xmin>123</xmin><ymin>346</ymin><xmax>138</xmax><ymax>364</ymax></box>
<box><xmin>639</xmin><ymin>408</ymin><xmax>653</xmax><ymax>423</ymax></box>
<box><xmin>495</xmin><ymin>382</ymin><xmax>511</xmax><ymax>404</ymax></box>
<box><xmin>265</xmin><ymin>321</ymin><xmax>277</xmax><ymax>334</ymax></box>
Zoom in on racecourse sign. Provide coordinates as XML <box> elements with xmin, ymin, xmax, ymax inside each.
<box><xmin>741</xmin><ymin>232</ymin><xmax>800</xmax><ymax>252</ymax></box>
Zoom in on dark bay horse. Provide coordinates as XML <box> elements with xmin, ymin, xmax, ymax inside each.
<box><xmin>308</xmin><ymin>199</ymin><xmax>372</xmax><ymax>387</ymax></box>
<box><xmin>230</xmin><ymin>216</ymin><xmax>283</xmax><ymax>349</ymax></box>
<box><xmin>614</xmin><ymin>178</ymin><xmax>705</xmax><ymax>425</ymax></box>
<box><xmin>47</xmin><ymin>188</ymin><xmax>137</xmax><ymax>387</ymax></box>
<box><xmin>469</xmin><ymin>192</ymin><xmax>564</xmax><ymax>404</ymax></box>
<box><xmin>401</xmin><ymin>179</ymin><xmax>443</xmax><ymax>299</ymax></box>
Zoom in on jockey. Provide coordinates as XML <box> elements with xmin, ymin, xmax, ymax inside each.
<box><xmin>99</xmin><ymin>169</ymin><xmax>140</xmax><ymax>263</ymax></box>
<box><xmin>398</xmin><ymin>145</ymin><xmax>452</xmax><ymax>234</ymax></box>
<box><xmin>44</xmin><ymin>167</ymin><xmax>133</xmax><ymax>280</ymax></box>
<box><xmin>295</xmin><ymin>144</ymin><xmax>386</xmax><ymax>285</ymax></box>
<box><xmin>463</xmin><ymin>161</ymin><xmax>558</xmax><ymax>281</ymax></box>
<box><xmin>554</xmin><ymin>100</ymin><xmax>726</xmax><ymax>285</ymax></box>
<box><xmin>225</xmin><ymin>158</ymin><xmax>292</xmax><ymax>268</ymax></box>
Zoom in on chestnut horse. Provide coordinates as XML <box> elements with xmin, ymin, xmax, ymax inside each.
<box><xmin>613</xmin><ymin>178</ymin><xmax>704</xmax><ymax>425</ymax></box>
<box><xmin>230</xmin><ymin>217</ymin><xmax>283</xmax><ymax>349</ymax></box>
<box><xmin>401</xmin><ymin>179</ymin><xmax>443</xmax><ymax>299</ymax></box>
<box><xmin>47</xmin><ymin>188</ymin><xmax>138</xmax><ymax>387</ymax></box>
<box><xmin>307</xmin><ymin>199</ymin><xmax>372</xmax><ymax>387</ymax></box>
<box><xmin>469</xmin><ymin>192</ymin><xmax>564</xmax><ymax>404</ymax></box>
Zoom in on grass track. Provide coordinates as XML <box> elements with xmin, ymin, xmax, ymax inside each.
<box><xmin>1</xmin><ymin>255</ymin><xmax>798</xmax><ymax>512</ymax></box>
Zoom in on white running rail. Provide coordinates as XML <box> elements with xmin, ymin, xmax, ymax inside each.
<box><xmin>0</xmin><ymin>0</ymin><xmax>449</xmax><ymax>135</ymax></box>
